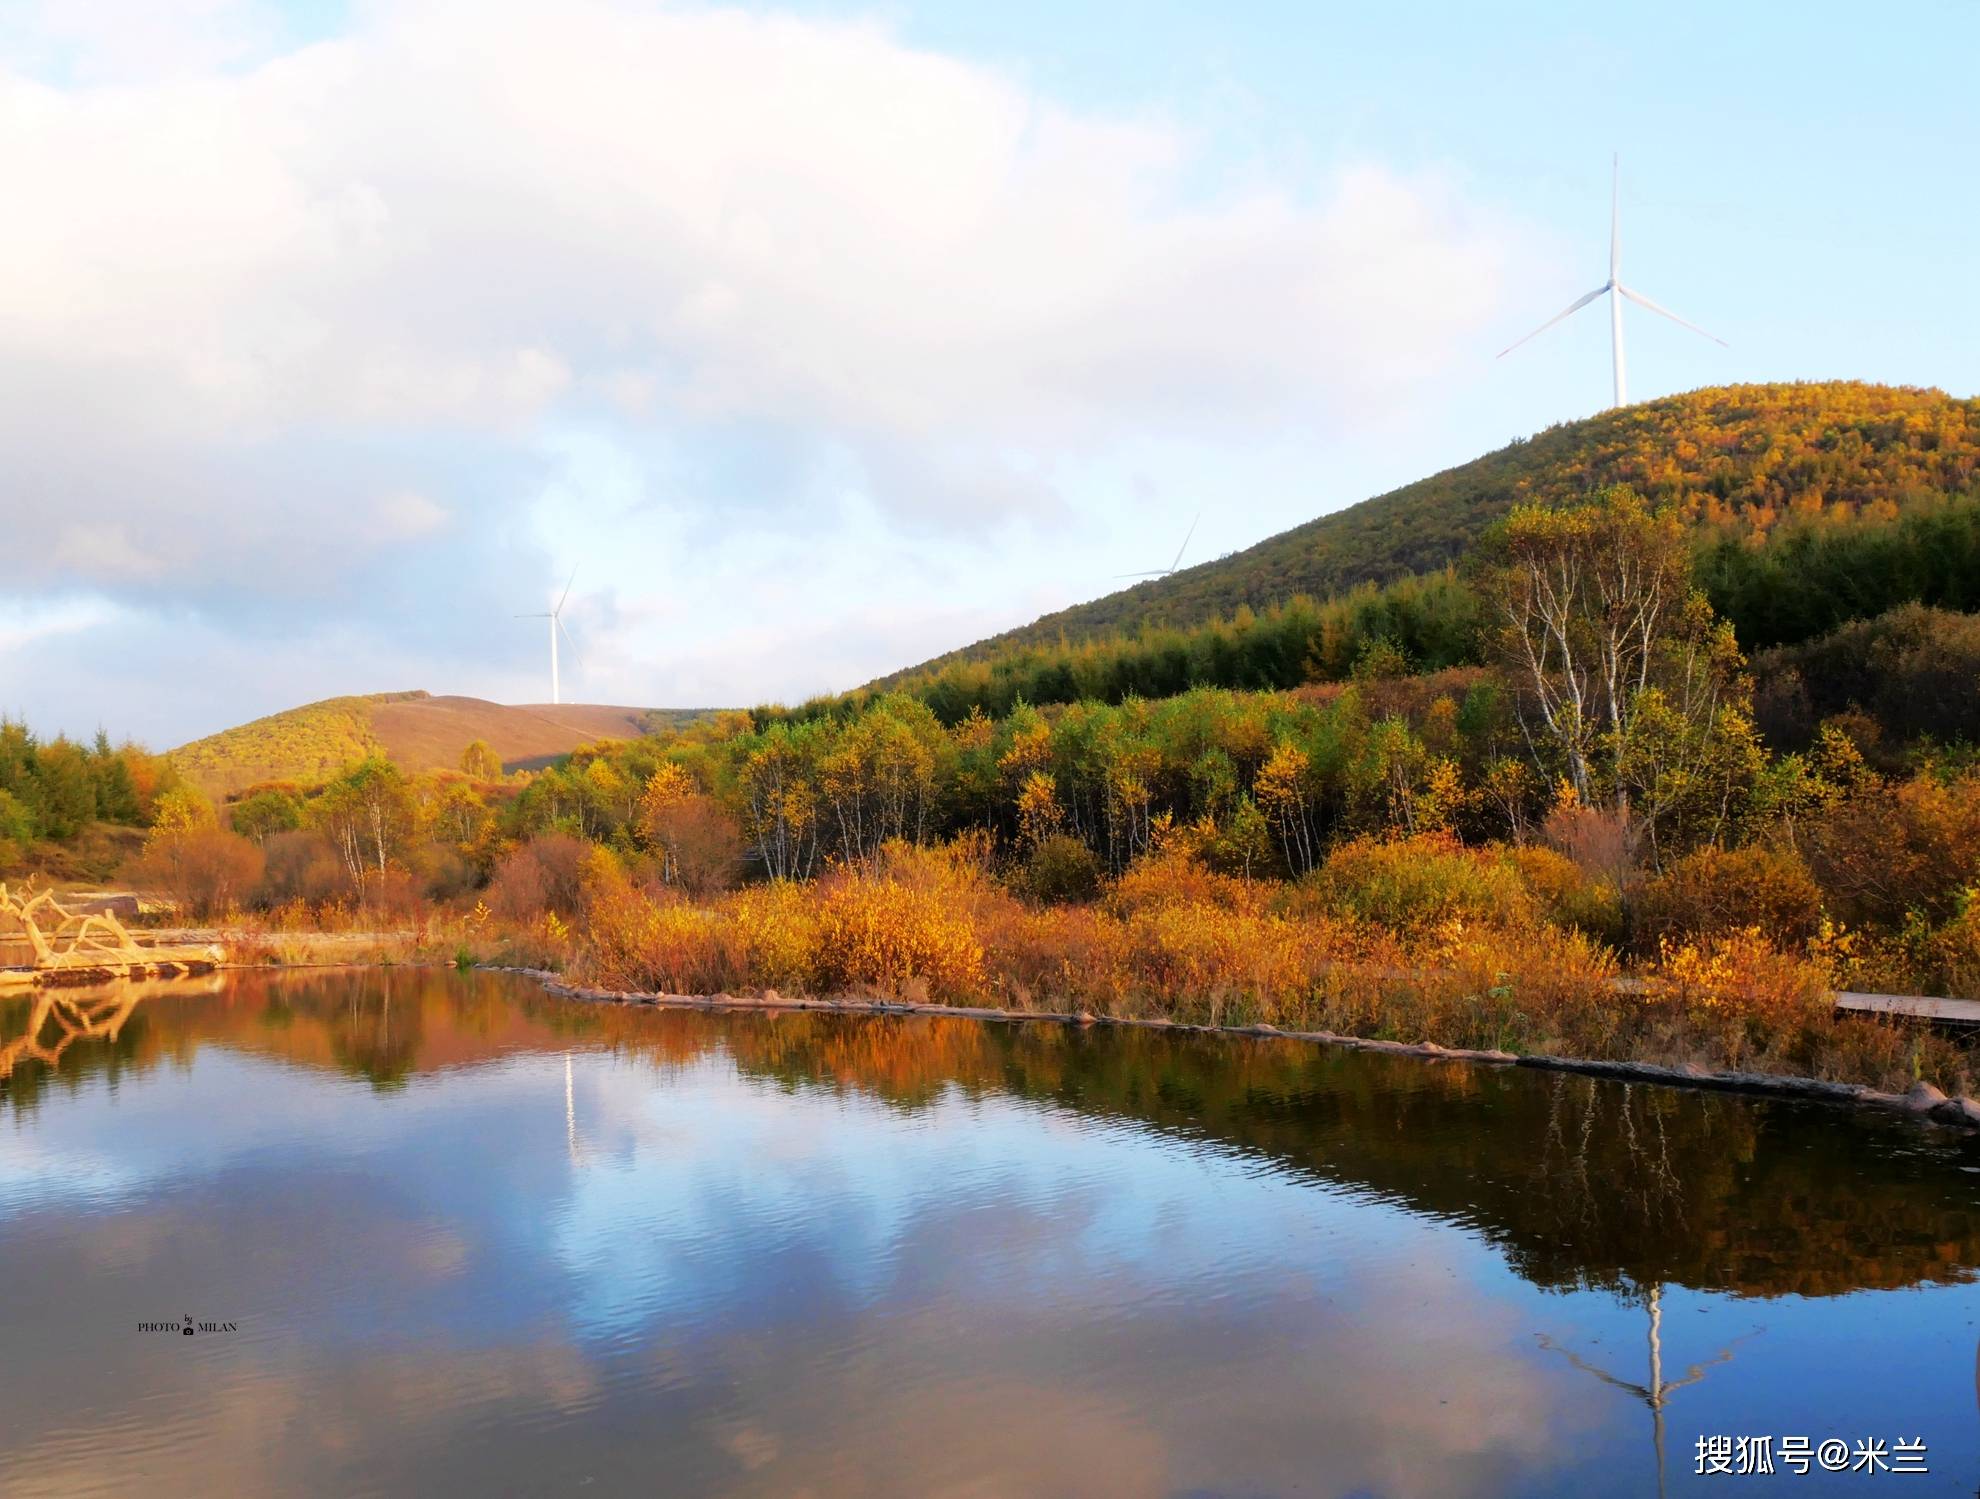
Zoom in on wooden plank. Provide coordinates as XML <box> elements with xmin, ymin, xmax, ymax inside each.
<box><xmin>1835</xmin><ymin>990</ymin><xmax>1980</xmax><ymax>1025</ymax></box>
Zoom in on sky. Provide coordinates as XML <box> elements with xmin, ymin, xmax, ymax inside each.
<box><xmin>1</xmin><ymin>0</ymin><xmax>1974</xmax><ymax>748</ymax></box>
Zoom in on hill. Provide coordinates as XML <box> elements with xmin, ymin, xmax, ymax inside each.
<box><xmin>170</xmin><ymin>692</ymin><xmax>709</xmax><ymax>797</ymax></box>
<box><xmin>885</xmin><ymin>382</ymin><xmax>1979</xmax><ymax>682</ymax></box>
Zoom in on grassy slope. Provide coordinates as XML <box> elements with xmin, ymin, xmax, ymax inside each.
<box><xmin>882</xmin><ymin>381</ymin><xmax>1979</xmax><ymax>683</ymax></box>
<box><xmin>171</xmin><ymin>692</ymin><xmax>709</xmax><ymax>796</ymax></box>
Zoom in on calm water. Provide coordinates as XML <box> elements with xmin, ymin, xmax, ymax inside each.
<box><xmin>3</xmin><ymin>970</ymin><xmax>1979</xmax><ymax>1498</ymax></box>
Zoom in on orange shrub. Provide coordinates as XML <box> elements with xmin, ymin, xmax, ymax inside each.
<box><xmin>584</xmin><ymin>878</ymin><xmax>744</xmax><ymax>994</ymax></box>
<box><xmin>1654</xmin><ymin>927</ymin><xmax>1831</xmax><ymax>1026</ymax></box>
<box><xmin>1805</xmin><ymin>769</ymin><xmax>1980</xmax><ymax>926</ymax></box>
<box><xmin>1499</xmin><ymin>842</ymin><xmax>1622</xmax><ymax>943</ymax></box>
<box><xmin>729</xmin><ymin>881</ymin><xmax>822</xmax><ymax>993</ymax></box>
<box><xmin>488</xmin><ymin>833</ymin><xmax>591</xmax><ymax>921</ymax></box>
<box><xmin>1119</xmin><ymin>906</ymin><xmax>1318</xmax><ymax>1025</ymax></box>
<box><xmin>1409</xmin><ymin>919</ymin><xmax>1621</xmax><ymax>1052</ymax></box>
<box><xmin>1638</xmin><ymin>845</ymin><xmax>1824</xmax><ymax>951</ymax></box>
<box><xmin>1107</xmin><ymin>846</ymin><xmax>1264</xmax><ymax>917</ymax></box>
<box><xmin>877</xmin><ymin>830</ymin><xmax>995</xmax><ymax>889</ymax></box>
<box><xmin>258</xmin><ymin>830</ymin><xmax>353</xmax><ymax>906</ymax></box>
<box><xmin>812</xmin><ymin>875</ymin><xmax>986</xmax><ymax>1000</ymax></box>
<box><xmin>133</xmin><ymin>825</ymin><xmax>265</xmax><ymax>919</ymax></box>
<box><xmin>985</xmin><ymin>904</ymin><xmax>1133</xmax><ymax>1013</ymax></box>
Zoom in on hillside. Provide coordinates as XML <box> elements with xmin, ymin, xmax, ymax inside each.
<box><xmin>170</xmin><ymin>692</ymin><xmax>708</xmax><ymax>797</ymax></box>
<box><xmin>887</xmin><ymin>382</ymin><xmax>1979</xmax><ymax>681</ymax></box>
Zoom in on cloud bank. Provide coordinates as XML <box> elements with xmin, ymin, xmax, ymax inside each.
<box><xmin>0</xmin><ymin>0</ymin><xmax>1525</xmax><ymax>740</ymax></box>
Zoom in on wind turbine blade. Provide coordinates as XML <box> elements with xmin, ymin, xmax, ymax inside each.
<box><xmin>1610</xmin><ymin>153</ymin><xmax>1620</xmax><ymax>282</ymax></box>
<box><xmin>1170</xmin><ymin>511</ymin><xmax>1201</xmax><ymax>573</ymax></box>
<box><xmin>556</xmin><ymin>615</ymin><xmax>585</xmax><ymax>676</ymax></box>
<box><xmin>555</xmin><ymin>565</ymin><xmax>577</xmax><ymax>617</ymax></box>
<box><xmin>515</xmin><ymin>612</ymin><xmax>551</xmax><ymax>618</ymax></box>
<box><xmin>1617</xmin><ymin>285</ymin><xmax>1728</xmax><ymax>346</ymax></box>
<box><xmin>1112</xmin><ymin>571</ymin><xmax>1170</xmax><ymax>579</ymax></box>
<box><xmin>1497</xmin><ymin>285</ymin><xmax>1609</xmax><ymax>358</ymax></box>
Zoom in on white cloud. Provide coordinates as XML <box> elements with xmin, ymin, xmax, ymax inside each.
<box><xmin>0</xmin><ymin>0</ymin><xmax>1521</xmax><ymax>591</ymax></box>
<box><xmin>0</xmin><ymin>1</ymin><xmax>1553</xmax><ymax>741</ymax></box>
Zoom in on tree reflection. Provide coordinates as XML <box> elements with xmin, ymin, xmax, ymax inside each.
<box><xmin>6</xmin><ymin>972</ymin><xmax>1979</xmax><ymax>1303</ymax></box>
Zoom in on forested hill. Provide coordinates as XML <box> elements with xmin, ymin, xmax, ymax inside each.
<box><xmin>884</xmin><ymin>382</ymin><xmax>1978</xmax><ymax>682</ymax></box>
<box><xmin>170</xmin><ymin>692</ymin><xmax>707</xmax><ymax>797</ymax></box>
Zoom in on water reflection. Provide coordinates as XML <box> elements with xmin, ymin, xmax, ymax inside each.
<box><xmin>1539</xmin><ymin>1287</ymin><xmax>1761</xmax><ymax>1498</ymax></box>
<box><xmin>2</xmin><ymin>970</ymin><xmax>1978</xmax><ymax>1497</ymax></box>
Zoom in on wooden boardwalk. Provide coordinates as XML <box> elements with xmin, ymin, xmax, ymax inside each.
<box><xmin>1835</xmin><ymin>990</ymin><xmax>1980</xmax><ymax>1026</ymax></box>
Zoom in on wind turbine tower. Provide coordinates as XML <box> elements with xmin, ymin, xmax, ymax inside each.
<box><xmin>518</xmin><ymin>567</ymin><xmax>582</xmax><ymax>705</ymax></box>
<box><xmin>1499</xmin><ymin>156</ymin><xmax>1726</xmax><ymax>409</ymax></box>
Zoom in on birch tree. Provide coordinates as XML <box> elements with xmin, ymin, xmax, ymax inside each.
<box><xmin>1486</xmin><ymin>489</ymin><xmax>1750</xmax><ymax>867</ymax></box>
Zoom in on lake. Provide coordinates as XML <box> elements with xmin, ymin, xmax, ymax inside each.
<box><xmin>2</xmin><ymin>968</ymin><xmax>1977</xmax><ymax>1497</ymax></box>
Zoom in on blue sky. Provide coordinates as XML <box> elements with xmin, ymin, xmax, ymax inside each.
<box><xmin>1</xmin><ymin>0</ymin><xmax>1973</xmax><ymax>746</ymax></box>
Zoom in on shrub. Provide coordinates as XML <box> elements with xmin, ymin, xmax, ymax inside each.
<box><xmin>488</xmin><ymin>833</ymin><xmax>591</xmax><ymax>921</ymax></box>
<box><xmin>1541</xmin><ymin>800</ymin><xmax>1637</xmax><ymax>892</ymax></box>
<box><xmin>133</xmin><ymin>826</ymin><xmax>265</xmax><ymax>919</ymax></box>
<box><xmin>1311</xmin><ymin>832</ymin><xmax>1533</xmax><ymax>932</ymax></box>
<box><xmin>1116</xmin><ymin>905</ymin><xmax>1328</xmax><ymax>1026</ymax></box>
<box><xmin>1108</xmin><ymin>846</ymin><xmax>1260</xmax><ymax>916</ymax></box>
<box><xmin>728</xmin><ymin>881</ymin><xmax>823</xmax><ymax>993</ymax></box>
<box><xmin>1804</xmin><ymin>769</ymin><xmax>1980</xmax><ymax>927</ymax></box>
<box><xmin>1500</xmin><ymin>843</ymin><xmax>1623</xmax><ymax>944</ymax></box>
<box><xmin>876</xmin><ymin>832</ymin><xmax>996</xmax><ymax>896</ymax></box>
<box><xmin>644</xmin><ymin>792</ymin><xmax>744</xmax><ymax>895</ymax></box>
<box><xmin>258</xmin><ymin>830</ymin><xmax>352</xmax><ymax>907</ymax></box>
<box><xmin>585</xmin><ymin>883</ymin><xmax>743</xmax><ymax>995</ymax></box>
<box><xmin>811</xmin><ymin>875</ymin><xmax>985</xmax><ymax>1000</ymax></box>
<box><xmin>1929</xmin><ymin>893</ymin><xmax>1980</xmax><ymax>1001</ymax></box>
<box><xmin>365</xmin><ymin>865</ymin><xmax>425</xmax><ymax>919</ymax></box>
<box><xmin>1638</xmin><ymin>845</ymin><xmax>1824</xmax><ymax>951</ymax></box>
<box><xmin>986</xmin><ymin>904</ymin><xmax>1132</xmax><ymax>1013</ymax></box>
<box><xmin>1652</xmin><ymin>927</ymin><xmax>1833</xmax><ymax>1069</ymax></box>
<box><xmin>415</xmin><ymin>843</ymin><xmax>478</xmax><ymax>903</ymax></box>
<box><xmin>1022</xmin><ymin>834</ymin><xmax>1102</xmax><ymax>902</ymax></box>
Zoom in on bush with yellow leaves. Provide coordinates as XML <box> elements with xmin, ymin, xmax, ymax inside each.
<box><xmin>1310</xmin><ymin>832</ymin><xmax>1534</xmax><ymax>932</ymax></box>
<box><xmin>811</xmin><ymin>873</ymin><xmax>987</xmax><ymax>1000</ymax></box>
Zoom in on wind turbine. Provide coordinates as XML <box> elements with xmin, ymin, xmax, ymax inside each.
<box><xmin>1499</xmin><ymin>155</ymin><xmax>1726</xmax><ymax>409</ymax></box>
<box><xmin>1115</xmin><ymin>511</ymin><xmax>1200</xmax><ymax>581</ymax></box>
<box><xmin>517</xmin><ymin>567</ymin><xmax>583</xmax><ymax>705</ymax></box>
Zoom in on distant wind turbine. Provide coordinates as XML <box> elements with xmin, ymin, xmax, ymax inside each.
<box><xmin>517</xmin><ymin>567</ymin><xmax>583</xmax><ymax>705</ymax></box>
<box><xmin>1499</xmin><ymin>155</ymin><xmax>1726</xmax><ymax>409</ymax></box>
<box><xmin>1115</xmin><ymin>512</ymin><xmax>1200</xmax><ymax>580</ymax></box>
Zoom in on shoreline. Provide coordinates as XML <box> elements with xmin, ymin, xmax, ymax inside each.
<box><xmin>22</xmin><ymin>951</ymin><xmax>1975</xmax><ymax>1133</ymax></box>
<box><xmin>481</xmin><ymin>963</ymin><xmax>1980</xmax><ymax>1134</ymax></box>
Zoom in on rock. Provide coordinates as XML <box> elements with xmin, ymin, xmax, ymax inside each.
<box><xmin>1906</xmin><ymin>1080</ymin><xmax>1949</xmax><ymax>1111</ymax></box>
<box><xmin>1930</xmin><ymin>1097</ymin><xmax>1980</xmax><ymax>1128</ymax></box>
